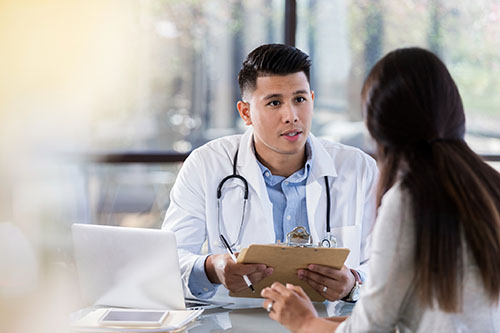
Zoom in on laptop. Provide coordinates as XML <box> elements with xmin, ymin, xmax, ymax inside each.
<box><xmin>72</xmin><ymin>224</ymin><xmax>189</xmax><ymax>310</ymax></box>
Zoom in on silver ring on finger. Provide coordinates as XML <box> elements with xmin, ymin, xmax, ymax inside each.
<box><xmin>266</xmin><ymin>301</ymin><xmax>274</xmax><ymax>312</ymax></box>
<box><xmin>322</xmin><ymin>285</ymin><xmax>328</xmax><ymax>294</ymax></box>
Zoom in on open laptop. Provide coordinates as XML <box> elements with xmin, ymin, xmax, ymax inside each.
<box><xmin>72</xmin><ymin>224</ymin><xmax>226</xmax><ymax>310</ymax></box>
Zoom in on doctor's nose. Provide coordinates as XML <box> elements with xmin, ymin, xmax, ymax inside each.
<box><xmin>283</xmin><ymin>105</ymin><xmax>298</xmax><ymax>124</ymax></box>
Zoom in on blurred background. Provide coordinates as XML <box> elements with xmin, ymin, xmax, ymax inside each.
<box><xmin>1</xmin><ymin>0</ymin><xmax>499</xmax><ymax>331</ymax></box>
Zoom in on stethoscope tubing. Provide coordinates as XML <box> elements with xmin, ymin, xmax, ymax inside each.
<box><xmin>217</xmin><ymin>148</ymin><xmax>333</xmax><ymax>249</ymax></box>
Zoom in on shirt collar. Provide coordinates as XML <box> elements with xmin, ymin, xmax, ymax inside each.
<box><xmin>255</xmin><ymin>137</ymin><xmax>313</xmax><ymax>185</ymax></box>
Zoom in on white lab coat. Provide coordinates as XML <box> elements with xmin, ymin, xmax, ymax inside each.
<box><xmin>163</xmin><ymin>128</ymin><xmax>378</xmax><ymax>299</ymax></box>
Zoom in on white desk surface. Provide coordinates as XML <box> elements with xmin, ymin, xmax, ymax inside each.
<box><xmin>185</xmin><ymin>302</ymin><xmax>349</xmax><ymax>332</ymax></box>
<box><xmin>71</xmin><ymin>301</ymin><xmax>354</xmax><ymax>332</ymax></box>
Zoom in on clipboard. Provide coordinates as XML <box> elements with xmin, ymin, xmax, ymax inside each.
<box><xmin>229</xmin><ymin>228</ymin><xmax>350</xmax><ymax>302</ymax></box>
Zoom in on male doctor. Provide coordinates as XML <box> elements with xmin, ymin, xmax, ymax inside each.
<box><xmin>162</xmin><ymin>44</ymin><xmax>378</xmax><ymax>304</ymax></box>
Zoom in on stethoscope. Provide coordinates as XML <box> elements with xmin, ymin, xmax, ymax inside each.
<box><xmin>217</xmin><ymin>149</ymin><xmax>337</xmax><ymax>249</ymax></box>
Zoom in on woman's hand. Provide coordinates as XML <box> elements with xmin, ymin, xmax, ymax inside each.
<box><xmin>261</xmin><ymin>282</ymin><xmax>319</xmax><ymax>332</ymax></box>
<box><xmin>262</xmin><ymin>282</ymin><xmax>344</xmax><ymax>332</ymax></box>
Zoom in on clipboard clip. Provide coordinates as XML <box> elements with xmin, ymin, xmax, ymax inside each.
<box><xmin>285</xmin><ymin>226</ymin><xmax>314</xmax><ymax>247</ymax></box>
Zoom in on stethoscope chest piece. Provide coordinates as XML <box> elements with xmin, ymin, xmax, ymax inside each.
<box><xmin>320</xmin><ymin>232</ymin><xmax>337</xmax><ymax>248</ymax></box>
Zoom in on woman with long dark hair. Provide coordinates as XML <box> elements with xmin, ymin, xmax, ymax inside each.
<box><xmin>261</xmin><ymin>47</ymin><xmax>500</xmax><ymax>332</ymax></box>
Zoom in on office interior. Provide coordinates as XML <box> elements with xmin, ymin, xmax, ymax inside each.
<box><xmin>1</xmin><ymin>0</ymin><xmax>499</xmax><ymax>332</ymax></box>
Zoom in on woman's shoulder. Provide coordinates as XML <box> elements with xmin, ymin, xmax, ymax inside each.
<box><xmin>379</xmin><ymin>182</ymin><xmax>410</xmax><ymax>219</ymax></box>
<box><xmin>374</xmin><ymin>182</ymin><xmax>414</xmax><ymax>243</ymax></box>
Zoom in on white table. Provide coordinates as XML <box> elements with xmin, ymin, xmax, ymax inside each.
<box><xmin>186</xmin><ymin>301</ymin><xmax>354</xmax><ymax>332</ymax></box>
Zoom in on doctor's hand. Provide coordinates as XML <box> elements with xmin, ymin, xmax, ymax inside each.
<box><xmin>205</xmin><ymin>253</ymin><xmax>273</xmax><ymax>292</ymax></box>
<box><xmin>297</xmin><ymin>264</ymin><xmax>355</xmax><ymax>302</ymax></box>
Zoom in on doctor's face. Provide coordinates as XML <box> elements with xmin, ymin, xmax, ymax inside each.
<box><xmin>237</xmin><ymin>72</ymin><xmax>314</xmax><ymax>160</ymax></box>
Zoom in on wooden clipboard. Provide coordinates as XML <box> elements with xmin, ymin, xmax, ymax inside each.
<box><xmin>229</xmin><ymin>244</ymin><xmax>350</xmax><ymax>302</ymax></box>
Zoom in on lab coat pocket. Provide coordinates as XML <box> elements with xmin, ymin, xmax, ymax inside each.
<box><xmin>330</xmin><ymin>225</ymin><xmax>361</xmax><ymax>268</ymax></box>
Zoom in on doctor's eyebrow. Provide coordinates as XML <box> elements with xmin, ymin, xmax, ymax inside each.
<box><xmin>262</xmin><ymin>90</ymin><xmax>309</xmax><ymax>100</ymax></box>
<box><xmin>262</xmin><ymin>93</ymin><xmax>282</xmax><ymax>100</ymax></box>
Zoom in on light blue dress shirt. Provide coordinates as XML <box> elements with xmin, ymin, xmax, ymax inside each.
<box><xmin>187</xmin><ymin>140</ymin><xmax>314</xmax><ymax>297</ymax></box>
<box><xmin>256</xmin><ymin>142</ymin><xmax>313</xmax><ymax>242</ymax></box>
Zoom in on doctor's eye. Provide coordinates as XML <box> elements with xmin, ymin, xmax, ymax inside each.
<box><xmin>295</xmin><ymin>96</ymin><xmax>306</xmax><ymax>103</ymax></box>
<box><xmin>266</xmin><ymin>100</ymin><xmax>281</xmax><ymax>107</ymax></box>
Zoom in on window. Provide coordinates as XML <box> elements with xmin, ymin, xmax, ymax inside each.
<box><xmin>90</xmin><ymin>0</ymin><xmax>285</xmax><ymax>153</ymax></box>
<box><xmin>2</xmin><ymin>0</ymin><xmax>498</xmax><ymax>229</ymax></box>
<box><xmin>72</xmin><ymin>0</ymin><xmax>500</xmax><ymax>226</ymax></box>
<box><xmin>296</xmin><ymin>0</ymin><xmax>500</xmax><ymax>154</ymax></box>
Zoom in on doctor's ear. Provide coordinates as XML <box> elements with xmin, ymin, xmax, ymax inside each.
<box><xmin>237</xmin><ymin>101</ymin><xmax>252</xmax><ymax>126</ymax></box>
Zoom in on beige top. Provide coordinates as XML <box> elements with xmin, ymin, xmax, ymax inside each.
<box><xmin>337</xmin><ymin>183</ymin><xmax>500</xmax><ymax>333</ymax></box>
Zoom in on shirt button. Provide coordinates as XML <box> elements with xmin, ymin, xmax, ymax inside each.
<box><xmin>286</xmin><ymin>215</ymin><xmax>291</xmax><ymax>220</ymax></box>
<box><xmin>284</xmin><ymin>181</ymin><xmax>289</xmax><ymax>185</ymax></box>
<box><xmin>213</xmin><ymin>241</ymin><xmax>219</xmax><ymax>247</ymax></box>
<box><xmin>203</xmin><ymin>288</ymin><xmax>208</xmax><ymax>292</ymax></box>
<box><xmin>265</xmin><ymin>172</ymin><xmax>270</xmax><ymax>177</ymax></box>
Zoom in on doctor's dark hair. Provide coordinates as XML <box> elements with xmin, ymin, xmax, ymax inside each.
<box><xmin>238</xmin><ymin>44</ymin><xmax>311</xmax><ymax>98</ymax></box>
<box><xmin>362</xmin><ymin>47</ymin><xmax>500</xmax><ymax>312</ymax></box>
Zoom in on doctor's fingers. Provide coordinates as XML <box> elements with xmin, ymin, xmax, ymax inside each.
<box><xmin>223</xmin><ymin>270</ymin><xmax>270</xmax><ymax>293</ymax></box>
<box><xmin>226</xmin><ymin>261</ymin><xmax>267</xmax><ymax>276</ymax></box>
<box><xmin>300</xmin><ymin>275</ymin><xmax>344</xmax><ymax>301</ymax></box>
<box><xmin>224</xmin><ymin>275</ymin><xmax>254</xmax><ymax>292</ymax></box>
<box><xmin>306</xmin><ymin>264</ymin><xmax>347</xmax><ymax>280</ymax></box>
<box><xmin>247</xmin><ymin>267</ymin><xmax>274</xmax><ymax>284</ymax></box>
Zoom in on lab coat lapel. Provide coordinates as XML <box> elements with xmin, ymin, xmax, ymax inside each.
<box><xmin>306</xmin><ymin>134</ymin><xmax>337</xmax><ymax>244</ymax></box>
<box><xmin>306</xmin><ymin>180</ymin><xmax>322</xmax><ymax>243</ymax></box>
